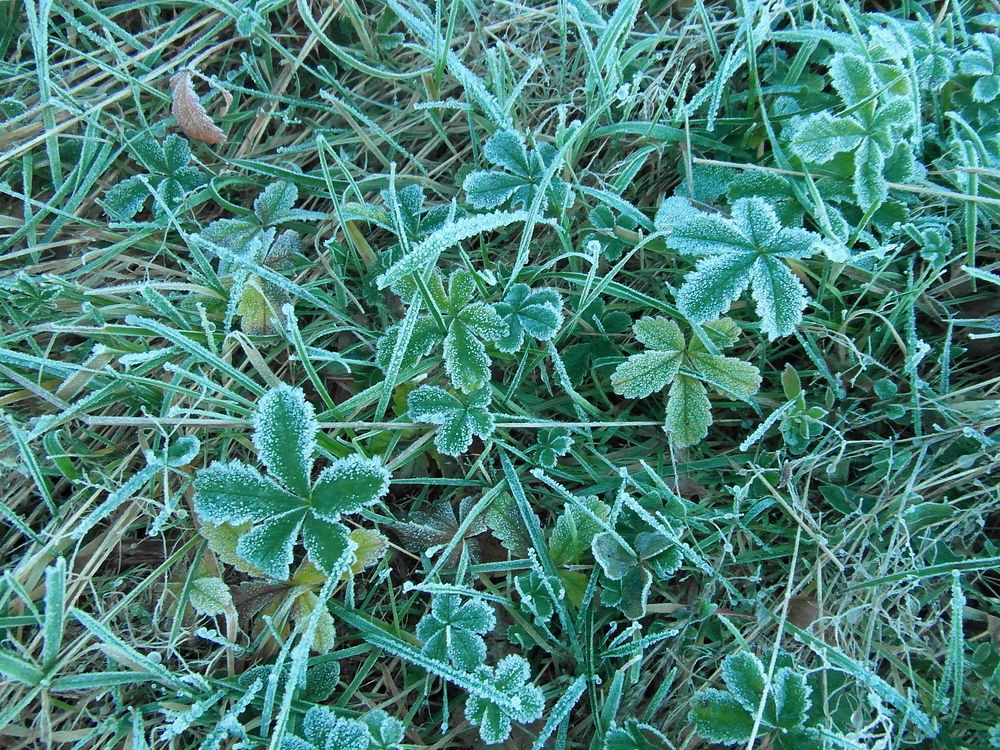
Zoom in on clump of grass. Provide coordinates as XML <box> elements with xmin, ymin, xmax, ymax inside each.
<box><xmin>1</xmin><ymin>0</ymin><xmax>999</xmax><ymax>748</ymax></box>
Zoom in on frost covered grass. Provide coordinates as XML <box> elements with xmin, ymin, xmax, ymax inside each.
<box><xmin>1</xmin><ymin>0</ymin><xmax>999</xmax><ymax>748</ymax></box>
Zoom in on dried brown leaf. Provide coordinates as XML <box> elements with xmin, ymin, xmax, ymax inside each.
<box><xmin>170</xmin><ymin>68</ymin><xmax>226</xmax><ymax>145</ymax></box>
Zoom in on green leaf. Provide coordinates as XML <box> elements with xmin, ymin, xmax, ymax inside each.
<box><xmin>601</xmin><ymin>565</ymin><xmax>652</xmax><ymax>620</ymax></box>
<box><xmin>689</xmin><ymin>688</ymin><xmax>755</xmax><ymax>746</ymax></box>
<box><xmin>464</xmin><ymin>655</ymin><xmax>545</xmax><ymax>745</ymax></box>
<box><xmin>789</xmin><ymin>112</ymin><xmax>867</xmax><ymax>164</ymax></box>
<box><xmin>407</xmin><ymin>385</ymin><xmax>495</xmax><ymax>457</ymax></box>
<box><xmin>254</xmin><ymin>181</ymin><xmax>298</xmax><ymax>225</ymax></box>
<box><xmin>444</xmin><ymin>314</ymin><xmax>495</xmax><ymax>393</ymax></box>
<box><xmin>188</xmin><ymin>577</ymin><xmax>233</xmax><ymax>616</ymax></box>
<box><xmin>669</xmin><ymin>198</ymin><xmax>816</xmax><ymax>340</ymax></box>
<box><xmin>194</xmin><ymin>462</ymin><xmax>302</xmax><ymax>525</ymax></box>
<box><xmin>416</xmin><ymin>595</ymin><xmax>495</xmax><ymax>671</ymax></box>
<box><xmin>592</xmin><ymin>532</ymin><xmax>635</xmax><ymax>580</ymax></box>
<box><xmin>772</xmin><ymin>666</ymin><xmax>811</xmax><ymax>729</ymax></box>
<box><xmin>493</xmin><ymin>284</ymin><xmax>564</xmax><ymax>353</ymax></box>
<box><xmin>548</xmin><ymin>496</ymin><xmax>610</xmax><ymax>566</ymax></box>
<box><xmin>853</xmin><ymin>138</ymin><xmax>887</xmax><ymax>209</ymax></box>
<box><xmin>721</xmin><ymin>651</ymin><xmax>767</xmax><ymax>714</ymax></box>
<box><xmin>464</xmin><ymin>170</ymin><xmax>528</xmax><ymax>209</ymax></box>
<box><xmin>485</xmin><ymin>492</ymin><xmax>532</xmax><ymax>556</ymax></box>
<box><xmin>829</xmin><ymin>53</ymin><xmax>877</xmax><ymax>106</ymax></box>
<box><xmin>664</xmin><ymin>375</ymin><xmax>712</xmax><ymax>448</ymax></box>
<box><xmin>235</xmin><ymin>509</ymin><xmax>306</xmax><ymax>581</ymax></box>
<box><xmin>375</xmin><ymin>317</ymin><xmax>443</xmax><ymax>373</ymax></box>
<box><xmin>252</xmin><ymin>385</ymin><xmax>317</xmax><ymax>497</ymax></box>
<box><xmin>302</xmin><ymin>515</ymin><xmax>354</xmax><ymax>577</ymax></box>
<box><xmin>311</xmin><ymin>454</ymin><xmax>391</xmax><ymax>520</ymax></box>
<box><xmin>483</xmin><ymin>129</ymin><xmax>531</xmax><ymax>174</ymax></box>
<box><xmin>611</xmin><ymin>316</ymin><xmax>685</xmax><ymax>398</ymax></box>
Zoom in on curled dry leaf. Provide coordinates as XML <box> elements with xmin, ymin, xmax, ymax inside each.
<box><xmin>170</xmin><ymin>68</ymin><xmax>226</xmax><ymax>145</ymax></box>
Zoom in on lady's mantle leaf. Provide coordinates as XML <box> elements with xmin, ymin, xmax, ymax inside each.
<box><xmin>407</xmin><ymin>385</ymin><xmax>495</xmax><ymax>457</ymax></box>
<box><xmin>667</xmin><ymin>198</ymin><xmax>817</xmax><ymax>340</ymax></box>
<box><xmin>194</xmin><ymin>386</ymin><xmax>391</xmax><ymax>580</ymax></box>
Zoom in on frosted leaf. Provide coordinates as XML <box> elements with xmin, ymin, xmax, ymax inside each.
<box><xmin>829</xmin><ymin>53</ymin><xmax>878</xmax><ymax>106</ymax></box>
<box><xmin>747</xmin><ymin>256</ymin><xmax>809</xmax><ymax>342</ymax></box>
<box><xmin>611</xmin><ymin>315</ymin><xmax>760</xmax><ymax>447</ymax></box>
<box><xmin>416</xmin><ymin>594</ymin><xmax>495</xmax><ymax>671</ymax></box>
<box><xmin>292</xmin><ymin>591</ymin><xmax>338</xmax><ymax>655</ymax></box>
<box><xmin>103</xmin><ymin>134</ymin><xmax>205</xmax><ymax>220</ymax></box>
<box><xmin>721</xmin><ymin>651</ymin><xmax>766</xmax><ymax>713</ymax></box>
<box><xmin>653</xmin><ymin>195</ymin><xmax>702</xmax><ymax>234</ymax></box>
<box><xmin>444</xmin><ymin>309</ymin><xmax>502</xmax><ymax>393</ymax></box>
<box><xmin>514</xmin><ymin>570</ymin><xmax>555</xmax><ymax>625</ymax></box>
<box><xmin>961</xmin><ymin>34</ymin><xmax>1000</xmax><ymax>102</ymax></box>
<box><xmin>485</xmin><ymin>492</ymin><xmax>532</xmax><ymax>556</ymax></box>
<box><xmin>362</xmin><ymin>710</ymin><xmax>405</xmax><ymax>750</ymax></box>
<box><xmin>311</xmin><ymin>454</ymin><xmax>391</xmax><ymax>520</ymax></box>
<box><xmin>483</xmin><ymin>129</ymin><xmax>530</xmax><ymax>174</ymax></box>
<box><xmin>463</xmin><ymin>129</ymin><xmax>573</xmax><ymax>213</ymax></box>
<box><xmin>465</xmin><ymin>655</ymin><xmax>545</xmax><ymax>745</ymax></box>
<box><xmin>689</xmin><ymin>688</ymin><xmax>756</xmax><ymax>746</ymax></box>
<box><xmin>194</xmin><ymin>461</ymin><xmax>301</xmax><ymax>525</ymax></box>
<box><xmin>535</xmin><ymin>427</ymin><xmax>573</xmax><ymax>469</ymax></box>
<box><xmin>254</xmin><ymin>181</ymin><xmax>298</xmax><ymax>226</ymax></box>
<box><xmin>292</xmin><ymin>706</ymin><xmax>371</xmax><ymax>750</ymax></box>
<box><xmin>664</xmin><ymin>375</ymin><xmax>712</xmax><ymax>448</ymax></box>
<box><xmin>301</xmin><ymin>516</ymin><xmax>354</xmax><ymax>578</ymax></box>
<box><xmin>611</xmin><ymin>317</ymin><xmax>684</xmax><ymax>399</ymax></box>
<box><xmin>393</xmin><ymin>496</ymin><xmax>486</xmax><ymax>564</ymax></box>
<box><xmin>592</xmin><ymin>533</ymin><xmax>634</xmax><ymax>580</ymax></box>
<box><xmin>377</xmin><ymin>210</ymin><xmax>529</xmax><ymax>290</ymax></box>
<box><xmin>772</xmin><ymin>666</ymin><xmax>811</xmax><ymax>729</ymax></box>
<box><xmin>407</xmin><ymin>385</ymin><xmax>495</xmax><ymax>457</ymax></box>
<box><xmin>492</xmin><ymin>284</ymin><xmax>563</xmax><ymax>354</ymax></box>
<box><xmin>668</xmin><ymin>198</ymin><xmax>818</xmax><ymax>339</ymax></box>
<box><xmin>688</xmin><ymin>351</ymin><xmax>762</xmax><ymax>399</ymax></box>
<box><xmin>374</xmin><ymin>317</ymin><xmax>442</xmax><ymax>373</ymax></box>
<box><xmin>548</xmin><ymin>496</ymin><xmax>610</xmax><ymax>566</ymax></box>
<box><xmin>252</xmin><ymin>385</ymin><xmax>317</xmax><ymax>497</ymax></box>
<box><xmin>790</xmin><ymin>112</ymin><xmax>867</xmax><ymax>164</ymax></box>
<box><xmin>600</xmin><ymin>565</ymin><xmax>652</xmax><ymax>620</ymax></box>
<box><xmin>235</xmin><ymin>509</ymin><xmax>306</xmax><ymax>581</ymax></box>
<box><xmin>188</xmin><ymin>577</ymin><xmax>233</xmax><ymax>616</ymax></box>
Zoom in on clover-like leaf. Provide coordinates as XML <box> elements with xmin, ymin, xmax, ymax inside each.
<box><xmin>493</xmin><ymin>284</ymin><xmax>564</xmax><ymax>353</ymax></box>
<box><xmin>667</xmin><ymin>198</ymin><xmax>817</xmax><ymax>339</ymax></box>
<box><xmin>416</xmin><ymin>594</ymin><xmax>496</xmax><ymax>671</ymax></box>
<box><xmin>406</xmin><ymin>385</ymin><xmax>495</xmax><ymax>457</ymax></box>
<box><xmin>464</xmin><ymin>655</ymin><xmax>545</xmax><ymax>745</ymax></box>
<box><xmin>514</xmin><ymin>570</ymin><xmax>555</xmax><ymax>625</ymax></box>
<box><xmin>790</xmin><ymin>53</ymin><xmax>917</xmax><ymax>209</ymax></box>
<box><xmin>282</xmin><ymin>706</ymin><xmax>372</xmax><ymax>750</ymax></box>
<box><xmin>194</xmin><ymin>386</ymin><xmax>391</xmax><ymax>580</ymax></box>
<box><xmin>393</xmin><ymin>496</ymin><xmax>487</xmax><ymax>565</ymax></box>
<box><xmin>611</xmin><ymin>316</ymin><xmax>761</xmax><ymax>447</ymax></box>
<box><xmin>361</xmin><ymin>710</ymin><xmax>405</xmax><ymax>750</ymax></box>
<box><xmin>961</xmin><ymin>33</ymin><xmax>1000</xmax><ymax>103</ymax></box>
<box><xmin>463</xmin><ymin>129</ymin><xmax>573</xmax><ymax>214</ymax></box>
<box><xmin>103</xmin><ymin>133</ymin><xmax>205</xmax><ymax>220</ymax></box>
<box><xmin>535</xmin><ymin>427</ymin><xmax>573</xmax><ymax>469</ymax></box>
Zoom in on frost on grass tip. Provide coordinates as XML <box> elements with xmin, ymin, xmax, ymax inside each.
<box><xmin>193</xmin><ymin>385</ymin><xmax>390</xmax><ymax>580</ymax></box>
